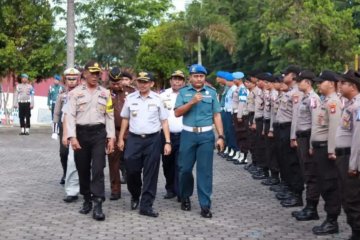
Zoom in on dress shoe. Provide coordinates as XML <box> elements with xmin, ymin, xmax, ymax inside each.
<box><xmin>92</xmin><ymin>198</ymin><xmax>105</xmax><ymax>221</ymax></box>
<box><xmin>252</xmin><ymin>172</ymin><xmax>268</xmax><ymax>180</ymax></box>
<box><xmin>244</xmin><ymin>163</ymin><xmax>253</xmax><ymax>170</ymax></box>
<box><xmin>200</xmin><ymin>207</ymin><xmax>212</xmax><ymax>218</ymax></box>
<box><xmin>163</xmin><ymin>191</ymin><xmax>176</xmax><ymax>199</ymax></box>
<box><xmin>276</xmin><ymin>191</ymin><xmax>293</xmax><ymax>200</ymax></box>
<box><xmin>296</xmin><ymin>208</ymin><xmax>319</xmax><ymax>221</ymax></box>
<box><xmin>131</xmin><ymin>198</ymin><xmax>139</xmax><ymax>210</ymax></box>
<box><xmin>181</xmin><ymin>197</ymin><xmax>191</xmax><ymax>211</ymax></box>
<box><xmin>312</xmin><ymin>217</ymin><xmax>339</xmax><ymax>235</ymax></box>
<box><xmin>270</xmin><ymin>184</ymin><xmax>288</xmax><ymax>192</ymax></box>
<box><xmin>261</xmin><ymin>177</ymin><xmax>279</xmax><ymax>186</ymax></box>
<box><xmin>59</xmin><ymin>176</ymin><xmax>65</xmax><ymax>185</ymax></box>
<box><xmin>79</xmin><ymin>200</ymin><xmax>92</xmax><ymax>214</ymax></box>
<box><xmin>109</xmin><ymin>193</ymin><xmax>121</xmax><ymax>200</ymax></box>
<box><xmin>139</xmin><ymin>208</ymin><xmax>159</xmax><ymax>217</ymax></box>
<box><xmin>63</xmin><ymin>195</ymin><xmax>78</xmax><ymax>203</ymax></box>
<box><xmin>281</xmin><ymin>194</ymin><xmax>303</xmax><ymax>208</ymax></box>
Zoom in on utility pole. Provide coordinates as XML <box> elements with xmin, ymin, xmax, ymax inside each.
<box><xmin>66</xmin><ymin>0</ymin><xmax>75</xmax><ymax>68</ymax></box>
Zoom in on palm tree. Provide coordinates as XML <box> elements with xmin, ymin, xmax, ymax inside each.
<box><xmin>181</xmin><ymin>0</ymin><xmax>236</xmax><ymax>64</ymax></box>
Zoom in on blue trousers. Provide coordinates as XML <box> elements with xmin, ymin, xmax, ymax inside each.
<box><xmin>222</xmin><ymin>111</ymin><xmax>238</xmax><ymax>150</ymax></box>
<box><xmin>178</xmin><ymin>130</ymin><xmax>214</xmax><ymax>208</ymax></box>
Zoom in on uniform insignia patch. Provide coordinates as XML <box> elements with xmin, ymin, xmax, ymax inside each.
<box><xmin>310</xmin><ymin>97</ymin><xmax>317</xmax><ymax>109</ymax></box>
<box><xmin>329</xmin><ymin>103</ymin><xmax>337</xmax><ymax>114</ymax></box>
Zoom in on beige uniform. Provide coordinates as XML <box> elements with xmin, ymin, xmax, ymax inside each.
<box><xmin>269</xmin><ymin>89</ymin><xmax>279</xmax><ymax>132</ymax></box>
<box><xmin>254</xmin><ymin>86</ymin><xmax>264</xmax><ymax>119</ymax></box>
<box><xmin>66</xmin><ymin>84</ymin><xmax>115</xmax><ymax>139</ymax></box>
<box><xmin>14</xmin><ymin>83</ymin><xmax>34</xmax><ymax>106</ymax></box>
<box><xmin>53</xmin><ymin>92</ymin><xmax>68</xmax><ymax>124</ymax></box>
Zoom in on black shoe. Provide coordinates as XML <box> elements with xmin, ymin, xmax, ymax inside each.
<box><xmin>296</xmin><ymin>208</ymin><xmax>319</xmax><ymax>221</ymax></box>
<box><xmin>164</xmin><ymin>191</ymin><xmax>176</xmax><ymax>199</ymax></box>
<box><xmin>270</xmin><ymin>184</ymin><xmax>288</xmax><ymax>192</ymax></box>
<box><xmin>181</xmin><ymin>197</ymin><xmax>191</xmax><ymax>211</ymax></box>
<box><xmin>233</xmin><ymin>159</ymin><xmax>242</xmax><ymax>165</ymax></box>
<box><xmin>244</xmin><ymin>163</ymin><xmax>253</xmax><ymax>170</ymax></box>
<box><xmin>252</xmin><ymin>173</ymin><xmax>268</xmax><ymax>180</ymax></box>
<box><xmin>79</xmin><ymin>200</ymin><xmax>92</xmax><ymax>214</ymax></box>
<box><xmin>139</xmin><ymin>208</ymin><xmax>159</xmax><ymax>218</ymax></box>
<box><xmin>262</xmin><ymin>178</ymin><xmax>280</xmax><ymax>186</ymax></box>
<box><xmin>92</xmin><ymin>198</ymin><xmax>105</xmax><ymax>221</ymax></box>
<box><xmin>63</xmin><ymin>195</ymin><xmax>78</xmax><ymax>203</ymax></box>
<box><xmin>59</xmin><ymin>176</ymin><xmax>65</xmax><ymax>185</ymax></box>
<box><xmin>131</xmin><ymin>198</ymin><xmax>139</xmax><ymax>210</ymax></box>
<box><xmin>312</xmin><ymin>217</ymin><xmax>339</xmax><ymax>235</ymax></box>
<box><xmin>276</xmin><ymin>191</ymin><xmax>293</xmax><ymax>200</ymax></box>
<box><xmin>24</xmin><ymin>132</ymin><xmax>29</xmax><ymax>135</ymax></box>
<box><xmin>281</xmin><ymin>194</ymin><xmax>303</xmax><ymax>208</ymax></box>
<box><xmin>200</xmin><ymin>207</ymin><xmax>212</xmax><ymax>218</ymax></box>
<box><xmin>109</xmin><ymin>193</ymin><xmax>121</xmax><ymax>200</ymax></box>
<box><xmin>177</xmin><ymin>196</ymin><xmax>181</xmax><ymax>203</ymax></box>
<box><xmin>19</xmin><ymin>132</ymin><xmax>25</xmax><ymax>135</ymax></box>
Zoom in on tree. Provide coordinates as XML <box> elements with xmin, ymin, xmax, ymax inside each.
<box><xmin>261</xmin><ymin>0</ymin><xmax>360</xmax><ymax>72</ymax></box>
<box><xmin>136</xmin><ymin>21</ymin><xmax>187</xmax><ymax>88</ymax></box>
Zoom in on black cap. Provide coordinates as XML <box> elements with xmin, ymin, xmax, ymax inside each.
<box><xmin>109</xmin><ymin>67</ymin><xmax>122</xmax><ymax>82</ymax></box>
<box><xmin>121</xmin><ymin>71</ymin><xmax>133</xmax><ymax>80</ymax></box>
<box><xmin>247</xmin><ymin>69</ymin><xmax>262</xmax><ymax>78</ymax></box>
<box><xmin>314</xmin><ymin>70</ymin><xmax>343</xmax><ymax>82</ymax></box>
<box><xmin>137</xmin><ymin>71</ymin><xmax>154</xmax><ymax>82</ymax></box>
<box><xmin>84</xmin><ymin>60</ymin><xmax>102</xmax><ymax>72</ymax></box>
<box><xmin>255</xmin><ymin>72</ymin><xmax>274</xmax><ymax>82</ymax></box>
<box><xmin>281</xmin><ymin>65</ymin><xmax>301</xmax><ymax>75</ymax></box>
<box><xmin>273</xmin><ymin>74</ymin><xmax>284</xmax><ymax>83</ymax></box>
<box><xmin>341</xmin><ymin>69</ymin><xmax>360</xmax><ymax>87</ymax></box>
<box><xmin>294</xmin><ymin>70</ymin><xmax>316</xmax><ymax>82</ymax></box>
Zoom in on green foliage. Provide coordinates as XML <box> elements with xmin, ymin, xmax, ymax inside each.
<box><xmin>0</xmin><ymin>0</ymin><xmax>65</xmax><ymax>80</ymax></box>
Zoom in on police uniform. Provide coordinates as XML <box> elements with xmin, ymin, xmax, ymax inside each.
<box><xmin>335</xmin><ymin>70</ymin><xmax>360</xmax><ymax>239</ymax></box>
<box><xmin>66</xmin><ymin>61</ymin><xmax>115</xmax><ymax>221</ymax></box>
<box><xmin>14</xmin><ymin>74</ymin><xmax>34</xmax><ymax>135</ymax></box>
<box><xmin>310</xmin><ymin>71</ymin><xmax>342</xmax><ymax>235</ymax></box>
<box><xmin>120</xmin><ymin>72</ymin><xmax>169</xmax><ymax>217</ymax></box>
<box><xmin>275</xmin><ymin>66</ymin><xmax>304</xmax><ymax>207</ymax></box>
<box><xmin>244</xmin><ymin>79</ymin><xmax>257</xmax><ymax>170</ymax></box>
<box><xmin>292</xmin><ymin>71</ymin><xmax>321</xmax><ymax>220</ymax></box>
<box><xmin>160</xmin><ymin>70</ymin><xmax>185</xmax><ymax>199</ymax></box>
<box><xmin>107</xmin><ymin>67</ymin><xmax>135</xmax><ymax>200</ymax></box>
<box><xmin>175</xmin><ymin>64</ymin><xmax>223</xmax><ymax>218</ymax></box>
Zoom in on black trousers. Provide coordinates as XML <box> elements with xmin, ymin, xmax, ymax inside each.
<box><xmin>272</xmin><ymin>124</ymin><xmax>281</xmax><ymax>177</ymax></box>
<box><xmin>18</xmin><ymin>102</ymin><xmax>31</xmax><ymax>128</ymax></box>
<box><xmin>336</xmin><ymin>151</ymin><xmax>360</xmax><ymax>231</ymax></box>
<box><xmin>254</xmin><ymin>117</ymin><xmax>266</xmax><ymax>168</ymax></box>
<box><xmin>296</xmin><ymin>131</ymin><xmax>320</xmax><ymax>203</ymax></box>
<box><xmin>247</xmin><ymin>112</ymin><xmax>256</xmax><ymax>163</ymax></box>
<box><xmin>278</xmin><ymin>123</ymin><xmax>304</xmax><ymax>193</ymax></box>
<box><xmin>51</xmin><ymin>102</ymin><xmax>55</xmax><ymax>120</ymax></box>
<box><xmin>233</xmin><ymin>114</ymin><xmax>249</xmax><ymax>153</ymax></box>
<box><xmin>59</xmin><ymin>125</ymin><xmax>68</xmax><ymax>177</ymax></box>
<box><xmin>161</xmin><ymin>132</ymin><xmax>181</xmax><ymax>196</ymax></box>
<box><xmin>125</xmin><ymin>132</ymin><xmax>161</xmax><ymax>211</ymax></box>
<box><xmin>74</xmin><ymin>124</ymin><xmax>106</xmax><ymax>200</ymax></box>
<box><xmin>264</xmin><ymin>119</ymin><xmax>278</xmax><ymax>176</ymax></box>
<box><xmin>312</xmin><ymin>144</ymin><xmax>341</xmax><ymax>216</ymax></box>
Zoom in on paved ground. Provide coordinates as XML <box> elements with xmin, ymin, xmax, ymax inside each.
<box><xmin>0</xmin><ymin>127</ymin><xmax>352</xmax><ymax>240</ymax></box>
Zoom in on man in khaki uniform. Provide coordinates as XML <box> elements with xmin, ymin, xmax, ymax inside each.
<box><xmin>310</xmin><ymin>70</ymin><xmax>342</xmax><ymax>235</ymax></box>
<box><xmin>336</xmin><ymin>70</ymin><xmax>360</xmax><ymax>240</ymax></box>
<box><xmin>66</xmin><ymin>61</ymin><xmax>115</xmax><ymax>221</ymax></box>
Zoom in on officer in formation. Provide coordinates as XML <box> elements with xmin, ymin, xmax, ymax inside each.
<box><xmin>53</xmin><ymin>68</ymin><xmax>81</xmax><ymax>187</ymax></box>
<box><xmin>14</xmin><ymin>73</ymin><xmax>34</xmax><ymax>135</ymax></box>
<box><xmin>107</xmin><ymin>67</ymin><xmax>135</xmax><ymax>200</ymax></box>
<box><xmin>118</xmin><ymin>71</ymin><xmax>171</xmax><ymax>218</ymax></box>
<box><xmin>53</xmin><ymin>67</ymin><xmax>81</xmax><ymax>201</ymax></box>
<box><xmin>175</xmin><ymin>64</ymin><xmax>225</xmax><ymax>218</ymax></box>
<box><xmin>160</xmin><ymin>70</ymin><xmax>185</xmax><ymax>200</ymax></box>
<box><xmin>48</xmin><ymin>74</ymin><xmax>65</xmax><ymax>139</ymax></box>
<box><xmin>66</xmin><ymin>60</ymin><xmax>115</xmax><ymax>221</ymax></box>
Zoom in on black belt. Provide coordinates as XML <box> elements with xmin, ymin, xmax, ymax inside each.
<box><xmin>263</xmin><ymin>119</ymin><xmax>270</xmax><ymax>123</ymax></box>
<box><xmin>255</xmin><ymin>117</ymin><xmax>263</xmax><ymax>121</ymax></box>
<box><xmin>170</xmin><ymin>132</ymin><xmax>181</xmax><ymax>136</ymax></box>
<box><xmin>335</xmin><ymin>147</ymin><xmax>351</xmax><ymax>156</ymax></box>
<box><xmin>296</xmin><ymin>130</ymin><xmax>311</xmax><ymax>138</ymax></box>
<box><xmin>129</xmin><ymin>132</ymin><xmax>159</xmax><ymax>138</ymax></box>
<box><xmin>76</xmin><ymin>124</ymin><xmax>105</xmax><ymax>131</ymax></box>
<box><xmin>312</xmin><ymin>141</ymin><xmax>327</xmax><ymax>148</ymax></box>
<box><xmin>279</xmin><ymin>122</ymin><xmax>291</xmax><ymax>129</ymax></box>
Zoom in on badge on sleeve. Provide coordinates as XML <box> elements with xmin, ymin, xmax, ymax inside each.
<box><xmin>292</xmin><ymin>94</ymin><xmax>299</xmax><ymax>104</ymax></box>
<box><xmin>310</xmin><ymin>97</ymin><xmax>317</xmax><ymax>109</ymax></box>
<box><xmin>329</xmin><ymin>103</ymin><xmax>337</xmax><ymax>114</ymax></box>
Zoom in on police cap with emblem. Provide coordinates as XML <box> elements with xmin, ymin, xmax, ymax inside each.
<box><xmin>137</xmin><ymin>71</ymin><xmax>154</xmax><ymax>82</ymax></box>
<box><xmin>189</xmin><ymin>64</ymin><xmax>207</xmax><ymax>75</ymax></box>
<box><xmin>313</xmin><ymin>70</ymin><xmax>344</xmax><ymax>82</ymax></box>
<box><xmin>64</xmin><ymin>67</ymin><xmax>80</xmax><ymax>80</ymax></box>
<box><xmin>84</xmin><ymin>60</ymin><xmax>102</xmax><ymax>73</ymax></box>
<box><xmin>121</xmin><ymin>71</ymin><xmax>133</xmax><ymax>80</ymax></box>
<box><xmin>171</xmin><ymin>70</ymin><xmax>185</xmax><ymax>79</ymax></box>
<box><xmin>255</xmin><ymin>72</ymin><xmax>274</xmax><ymax>82</ymax></box>
<box><xmin>341</xmin><ymin>69</ymin><xmax>360</xmax><ymax>89</ymax></box>
<box><xmin>294</xmin><ymin>70</ymin><xmax>316</xmax><ymax>82</ymax></box>
<box><xmin>109</xmin><ymin>67</ymin><xmax>122</xmax><ymax>82</ymax></box>
<box><xmin>281</xmin><ymin>65</ymin><xmax>301</xmax><ymax>75</ymax></box>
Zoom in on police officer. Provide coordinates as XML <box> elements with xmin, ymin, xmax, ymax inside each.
<box><xmin>54</xmin><ymin>67</ymin><xmax>81</xmax><ymax>201</ymax></box>
<box><xmin>14</xmin><ymin>73</ymin><xmax>34</xmax><ymax>135</ymax></box>
<box><xmin>49</xmin><ymin>74</ymin><xmax>65</xmax><ymax>139</ymax></box>
<box><xmin>67</xmin><ymin>61</ymin><xmax>115</xmax><ymax>221</ymax></box>
<box><xmin>291</xmin><ymin>70</ymin><xmax>321</xmax><ymax>221</ymax></box>
<box><xmin>160</xmin><ymin>70</ymin><xmax>185</xmax><ymax>200</ymax></box>
<box><xmin>275</xmin><ymin>65</ymin><xmax>304</xmax><ymax>208</ymax></box>
<box><xmin>107</xmin><ymin>67</ymin><xmax>135</xmax><ymax>201</ymax></box>
<box><xmin>310</xmin><ymin>70</ymin><xmax>342</xmax><ymax>235</ymax></box>
<box><xmin>118</xmin><ymin>71</ymin><xmax>171</xmax><ymax>218</ymax></box>
<box><xmin>175</xmin><ymin>64</ymin><xmax>225</xmax><ymax>218</ymax></box>
<box><xmin>53</xmin><ymin>68</ymin><xmax>80</xmax><ymax>187</ymax></box>
<box><xmin>336</xmin><ymin>70</ymin><xmax>360</xmax><ymax>240</ymax></box>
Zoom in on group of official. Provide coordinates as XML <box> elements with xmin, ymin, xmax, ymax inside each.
<box><xmin>217</xmin><ymin>66</ymin><xmax>360</xmax><ymax>240</ymax></box>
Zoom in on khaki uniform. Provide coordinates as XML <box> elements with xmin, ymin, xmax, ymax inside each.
<box><xmin>14</xmin><ymin>83</ymin><xmax>34</xmax><ymax>130</ymax></box>
<box><xmin>253</xmin><ymin>87</ymin><xmax>266</xmax><ymax>169</ymax></box>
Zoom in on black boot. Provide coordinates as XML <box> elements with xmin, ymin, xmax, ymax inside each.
<box><xmin>92</xmin><ymin>198</ymin><xmax>105</xmax><ymax>221</ymax></box>
<box><xmin>281</xmin><ymin>193</ymin><xmax>303</xmax><ymax>207</ymax></box>
<box><xmin>79</xmin><ymin>199</ymin><xmax>92</xmax><ymax>214</ymax></box>
<box><xmin>349</xmin><ymin>230</ymin><xmax>360</xmax><ymax>240</ymax></box>
<box><xmin>181</xmin><ymin>197</ymin><xmax>191</xmax><ymax>211</ymax></box>
<box><xmin>295</xmin><ymin>201</ymin><xmax>319</xmax><ymax>221</ymax></box>
<box><xmin>312</xmin><ymin>215</ymin><xmax>339</xmax><ymax>235</ymax></box>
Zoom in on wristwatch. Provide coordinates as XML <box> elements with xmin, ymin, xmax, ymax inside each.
<box><xmin>218</xmin><ymin>135</ymin><xmax>225</xmax><ymax>140</ymax></box>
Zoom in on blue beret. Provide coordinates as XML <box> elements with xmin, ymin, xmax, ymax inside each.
<box><xmin>232</xmin><ymin>72</ymin><xmax>244</xmax><ymax>79</ymax></box>
<box><xmin>54</xmin><ymin>74</ymin><xmax>61</xmax><ymax>81</ymax></box>
<box><xmin>189</xmin><ymin>64</ymin><xmax>207</xmax><ymax>75</ymax></box>
<box><xmin>216</xmin><ymin>71</ymin><xmax>227</xmax><ymax>79</ymax></box>
<box><xmin>225</xmin><ymin>72</ymin><xmax>234</xmax><ymax>81</ymax></box>
<box><xmin>20</xmin><ymin>73</ymin><xmax>29</xmax><ymax>79</ymax></box>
